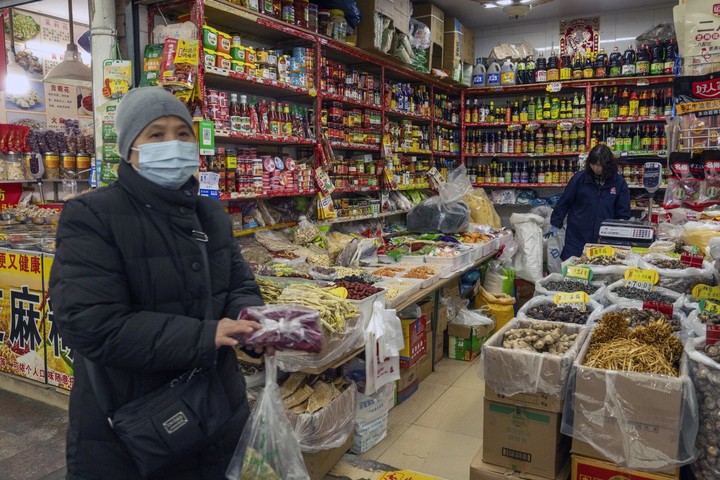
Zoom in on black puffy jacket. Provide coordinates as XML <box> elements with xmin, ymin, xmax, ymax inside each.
<box><xmin>49</xmin><ymin>161</ymin><xmax>264</xmax><ymax>479</ymax></box>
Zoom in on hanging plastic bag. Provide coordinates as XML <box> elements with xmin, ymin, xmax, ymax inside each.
<box><xmin>406</xmin><ymin>165</ymin><xmax>472</xmax><ymax>234</ymax></box>
<box><xmin>364</xmin><ymin>301</ymin><xmax>402</xmax><ymax>396</ymax></box>
<box><xmin>226</xmin><ymin>355</ymin><xmax>310</xmax><ymax>480</ymax></box>
<box><xmin>510</xmin><ymin>213</ymin><xmax>545</xmax><ymax>282</ymax></box>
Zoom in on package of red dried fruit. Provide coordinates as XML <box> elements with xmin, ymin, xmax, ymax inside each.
<box><xmin>238</xmin><ymin>305</ymin><xmax>324</xmax><ymax>353</ymax></box>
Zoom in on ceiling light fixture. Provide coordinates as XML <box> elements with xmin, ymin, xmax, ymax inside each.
<box><xmin>43</xmin><ymin>0</ymin><xmax>91</xmax><ymax>87</ymax></box>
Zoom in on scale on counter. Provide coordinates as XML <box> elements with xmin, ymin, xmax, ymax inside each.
<box><xmin>597</xmin><ymin>162</ymin><xmax>661</xmax><ymax>248</ymax></box>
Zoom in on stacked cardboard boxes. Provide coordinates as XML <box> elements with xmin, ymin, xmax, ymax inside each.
<box><xmin>357</xmin><ymin>0</ymin><xmax>412</xmax><ymax>52</ymax></box>
<box><xmin>396</xmin><ymin>305</ymin><xmax>428</xmax><ymax>404</ymax></box>
<box><xmin>412</xmin><ymin>3</ymin><xmax>444</xmax><ymax>71</ymax></box>
<box><xmin>476</xmin><ymin>320</ymin><xmax>588</xmax><ymax>479</ymax></box>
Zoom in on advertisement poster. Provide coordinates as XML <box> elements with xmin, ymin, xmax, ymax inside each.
<box><xmin>559</xmin><ymin>17</ymin><xmax>601</xmax><ymax>57</ymax></box>
<box><xmin>0</xmin><ymin>248</ymin><xmax>46</xmax><ymax>384</ymax></box>
<box><xmin>43</xmin><ymin>254</ymin><xmax>73</xmax><ymax>390</ymax></box>
<box><xmin>2</xmin><ymin>9</ymin><xmax>92</xmax><ymax>131</ymax></box>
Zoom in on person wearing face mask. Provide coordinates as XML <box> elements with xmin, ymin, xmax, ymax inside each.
<box><xmin>49</xmin><ymin>87</ymin><xmax>266</xmax><ymax>479</ymax></box>
<box><xmin>548</xmin><ymin>144</ymin><xmax>631</xmax><ymax>260</ymax></box>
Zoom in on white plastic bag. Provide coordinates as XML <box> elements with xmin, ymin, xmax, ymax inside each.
<box><xmin>561</xmin><ymin>255</ymin><xmax>638</xmax><ymax>283</ymax></box>
<box><xmin>636</xmin><ymin>253</ymin><xmax>714</xmax><ymax>294</ymax></box>
<box><xmin>510</xmin><ymin>213</ymin><xmax>545</xmax><ymax>283</ymax></box>
<box><xmin>604</xmin><ymin>279</ymin><xmax>686</xmax><ymax>313</ymax></box>
<box><xmin>534</xmin><ymin>273</ymin><xmax>607</xmax><ymax>304</ymax></box>
<box><xmin>451</xmin><ymin>308</ymin><xmax>494</xmax><ymax>328</ymax></box>
<box><xmin>517</xmin><ymin>294</ymin><xmax>604</xmax><ymax>326</ymax></box>
<box><xmin>363</xmin><ymin>301</ymin><xmax>402</xmax><ymax>396</ymax></box>
<box><xmin>226</xmin><ymin>355</ymin><xmax>310</xmax><ymax>480</ymax></box>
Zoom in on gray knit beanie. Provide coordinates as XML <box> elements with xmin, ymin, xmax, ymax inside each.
<box><xmin>115</xmin><ymin>87</ymin><xmax>194</xmax><ymax>161</ymax></box>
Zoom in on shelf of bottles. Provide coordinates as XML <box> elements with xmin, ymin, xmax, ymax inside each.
<box><xmin>467</xmin><ymin>157</ymin><xmax>578</xmax><ymax>187</ymax></box>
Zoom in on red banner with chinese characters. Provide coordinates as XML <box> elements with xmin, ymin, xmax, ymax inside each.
<box><xmin>42</xmin><ymin>254</ymin><xmax>73</xmax><ymax>390</ymax></box>
<box><xmin>559</xmin><ymin>17</ymin><xmax>600</xmax><ymax>57</ymax></box>
<box><xmin>0</xmin><ymin>184</ymin><xmax>25</xmax><ymax>210</ymax></box>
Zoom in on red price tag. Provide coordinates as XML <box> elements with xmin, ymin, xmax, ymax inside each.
<box><xmin>643</xmin><ymin>301</ymin><xmax>674</xmax><ymax>318</ymax></box>
<box><xmin>708</xmin><ymin>325</ymin><xmax>720</xmax><ymax>346</ymax></box>
<box><xmin>680</xmin><ymin>252</ymin><xmax>705</xmax><ymax>268</ymax></box>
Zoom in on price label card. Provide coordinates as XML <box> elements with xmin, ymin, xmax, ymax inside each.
<box><xmin>198</xmin><ymin>172</ymin><xmax>220</xmax><ymax>199</ymax></box>
<box><xmin>624</xmin><ymin>268</ymin><xmax>659</xmax><ymax>292</ymax></box>
<box><xmin>700</xmin><ymin>300</ymin><xmax>720</xmax><ymax>314</ymax></box>
<box><xmin>554</xmin><ymin>291</ymin><xmax>589</xmax><ymax>311</ymax></box>
<box><xmin>693</xmin><ymin>284</ymin><xmax>720</xmax><ymax>301</ymax></box>
<box><xmin>587</xmin><ymin>246</ymin><xmax>615</xmax><ymax>259</ymax></box>
<box><xmin>708</xmin><ymin>325</ymin><xmax>720</xmax><ymax>346</ymax></box>
<box><xmin>643</xmin><ymin>301</ymin><xmax>674</xmax><ymax>318</ymax></box>
<box><xmin>563</xmin><ymin>265</ymin><xmax>593</xmax><ymax>283</ymax></box>
<box><xmin>547</xmin><ymin>82</ymin><xmax>563</xmax><ymax>93</ymax></box>
<box><xmin>198</xmin><ymin>120</ymin><xmax>215</xmax><ymax>156</ymax></box>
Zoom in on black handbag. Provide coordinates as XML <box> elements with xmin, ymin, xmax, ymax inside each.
<box><xmin>86</xmin><ymin>216</ymin><xmax>234</xmax><ymax>477</ymax></box>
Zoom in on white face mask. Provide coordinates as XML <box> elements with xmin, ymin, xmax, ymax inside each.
<box><xmin>131</xmin><ymin>140</ymin><xmax>199</xmax><ymax>189</ymax></box>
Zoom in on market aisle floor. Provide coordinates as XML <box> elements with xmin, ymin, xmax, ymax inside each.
<box><xmin>357</xmin><ymin>357</ymin><xmax>484</xmax><ymax>480</ymax></box>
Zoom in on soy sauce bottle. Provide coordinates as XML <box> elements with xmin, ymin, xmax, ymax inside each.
<box><xmin>525</xmin><ymin>55</ymin><xmax>536</xmax><ymax>85</ymax></box>
<box><xmin>636</xmin><ymin>44</ymin><xmax>650</xmax><ymax>76</ymax></box>
<box><xmin>572</xmin><ymin>53</ymin><xmax>583</xmax><ymax>80</ymax></box>
<box><xmin>650</xmin><ymin>40</ymin><xmax>664</xmax><ymax>75</ymax></box>
<box><xmin>609</xmin><ymin>46</ymin><xmax>622</xmax><ymax>77</ymax></box>
<box><xmin>622</xmin><ymin>44</ymin><xmax>636</xmax><ymax>76</ymax></box>
<box><xmin>547</xmin><ymin>51</ymin><xmax>560</xmax><ymax>81</ymax></box>
<box><xmin>535</xmin><ymin>53</ymin><xmax>547</xmax><ymax>83</ymax></box>
<box><xmin>516</xmin><ymin>56</ymin><xmax>527</xmax><ymax>84</ymax></box>
<box><xmin>594</xmin><ymin>48</ymin><xmax>608</xmax><ymax>78</ymax></box>
<box><xmin>583</xmin><ymin>50</ymin><xmax>595</xmax><ymax>79</ymax></box>
<box><xmin>560</xmin><ymin>54</ymin><xmax>572</xmax><ymax>80</ymax></box>
<box><xmin>664</xmin><ymin>39</ymin><xmax>677</xmax><ymax>74</ymax></box>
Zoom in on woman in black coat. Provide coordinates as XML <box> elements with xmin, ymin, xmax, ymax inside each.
<box><xmin>49</xmin><ymin>87</ymin><xmax>265</xmax><ymax>479</ymax></box>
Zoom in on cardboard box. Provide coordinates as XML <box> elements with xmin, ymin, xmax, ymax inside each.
<box><xmin>443</xmin><ymin>17</ymin><xmax>464</xmax><ymax>67</ymax></box>
<box><xmin>412</xmin><ymin>3</ymin><xmax>444</xmax><ymax>47</ymax></box>
<box><xmin>303</xmin><ymin>433</ymin><xmax>354</xmax><ymax>480</ymax></box>
<box><xmin>482</xmin><ymin>319</ymin><xmax>587</xmax><ymax>404</ymax></box>
<box><xmin>570</xmin><ymin>439</ymin><xmax>678</xmax><ymax>477</ymax></box>
<box><xmin>396</xmin><ymin>379</ymin><xmax>419</xmax><ymax>404</ymax></box>
<box><xmin>483</xmin><ymin>399</ymin><xmax>569</xmax><ymax>479</ymax></box>
<box><xmin>288</xmin><ymin>383</ymin><xmax>356</xmax><ymax>452</ymax></box>
<box><xmin>400</xmin><ymin>316</ymin><xmax>427</xmax><ymax>368</ymax></box>
<box><xmin>437</xmin><ymin>304</ymin><xmax>449</xmax><ymax>333</ymax></box>
<box><xmin>484</xmin><ymin>386</ymin><xmax>563</xmax><ymax>413</ymax></box>
<box><xmin>397</xmin><ymin>363</ymin><xmax>418</xmax><ymax>392</ymax></box>
<box><xmin>471</xmin><ymin>448</ymin><xmax>571</xmax><ymax>480</ymax></box>
<box><xmin>462</xmin><ymin>24</ymin><xmax>475</xmax><ymax>65</ymax></box>
<box><xmin>570</xmin><ymin>455</ymin><xmax>679</xmax><ymax>480</ymax></box>
<box><xmin>417</xmin><ymin>352</ymin><xmax>433</xmax><ymax>382</ymax></box>
<box><xmin>357</xmin><ymin>0</ymin><xmax>412</xmax><ymax>51</ymax></box>
<box><xmin>488</xmin><ymin>42</ymin><xmax>535</xmax><ymax>62</ymax></box>
<box><xmin>571</xmin><ymin>332</ymin><xmax>689</xmax><ymax>469</ymax></box>
<box><xmin>420</xmin><ymin>299</ymin><xmax>435</xmax><ymax>325</ymax></box>
<box><xmin>447</xmin><ymin>322</ymin><xmax>493</xmax><ymax>361</ymax></box>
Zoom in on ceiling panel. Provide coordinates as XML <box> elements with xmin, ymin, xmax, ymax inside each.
<box><xmin>414</xmin><ymin>0</ymin><xmax>676</xmax><ymax>29</ymax></box>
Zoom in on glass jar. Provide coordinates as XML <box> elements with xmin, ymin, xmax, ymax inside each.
<box><xmin>76</xmin><ymin>154</ymin><xmax>91</xmax><ymax>180</ymax></box>
<box><xmin>6</xmin><ymin>152</ymin><xmax>24</xmax><ymax>180</ymax></box>
<box><xmin>307</xmin><ymin>3</ymin><xmax>318</xmax><ymax>32</ymax></box>
<box><xmin>44</xmin><ymin>152</ymin><xmax>60</xmax><ymax>180</ymax></box>
<box><xmin>61</xmin><ymin>153</ymin><xmax>76</xmax><ymax>179</ymax></box>
<box><xmin>294</xmin><ymin>0</ymin><xmax>309</xmax><ymax>28</ymax></box>
<box><xmin>330</xmin><ymin>9</ymin><xmax>347</xmax><ymax>43</ymax></box>
<box><xmin>281</xmin><ymin>0</ymin><xmax>295</xmax><ymax>24</ymax></box>
<box><xmin>318</xmin><ymin>9</ymin><xmax>332</xmax><ymax>37</ymax></box>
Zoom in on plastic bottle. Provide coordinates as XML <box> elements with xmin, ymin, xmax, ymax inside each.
<box><xmin>525</xmin><ymin>55</ymin><xmax>536</xmax><ymax>85</ymax></box>
<box><xmin>594</xmin><ymin>48</ymin><xmax>608</xmax><ymax>78</ymax></box>
<box><xmin>516</xmin><ymin>56</ymin><xmax>526</xmax><ymax>84</ymax></box>
<box><xmin>547</xmin><ymin>51</ymin><xmax>559</xmax><ymax>81</ymax></box>
<box><xmin>609</xmin><ymin>46</ymin><xmax>622</xmax><ymax>77</ymax></box>
<box><xmin>560</xmin><ymin>54</ymin><xmax>572</xmax><ymax>80</ymax></box>
<box><xmin>636</xmin><ymin>44</ymin><xmax>650</xmax><ymax>76</ymax></box>
<box><xmin>500</xmin><ymin>58</ymin><xmax>516</xmax><ymax>86</ymax></box>
<box><xmin>664</xmin><ymin>39</ymin><xmax>676</xmax><ymax>74</ymax></box>
<box><xmin>472</xmin><ymin>58</ymin><xmax>487</xmax><ymax>86</ymax></box>
<box><xmin>622</xmin><ymin>44</ymin><xmax>636</xmax><ymax>76</ymax></box>
<box><xmin>650</xmin><ymin>40</ymin><xmax>664</xmax><ymax>75</ymax></box>
<box><xmin>487</xmin><ymin>59</ymin><xmax>501</xmax><ymax>86</ymax></box>
<box><xmin>535</xmin><ymin>53</ymin><xmax>547</xmax><ymax>83</ymax></box>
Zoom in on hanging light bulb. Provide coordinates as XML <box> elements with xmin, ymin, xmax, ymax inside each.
<box><xmin>43</xmin><ymin>0</ymin><xmax>91</xmax><ymax>87</ymax></box>
<box><xmin>6</xmin><ymin>50</ymin><xmax>30</xmax><ymax>96</ymax></box>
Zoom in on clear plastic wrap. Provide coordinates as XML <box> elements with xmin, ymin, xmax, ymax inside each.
<box><xmin>561</xmin><ymin>256</ymin><xmax>637</xmax><ymax>283</ymax></box>
<box><xmin>604</xmin><ymin>279</ymin><xmax>687</xmax><ymax>313</ymax></box>
<box><xmin>510</xmin><ymin>213</ymin><xmax>545</xmax><ymax>283</ymax></box>
<box><xmin>517</xmin><ymin>295</ymin><xmax>604</xmax><ymax>326</ymax></box>
<box><xmin>685</xmin><ymin>337</ymin><xmax>720</xmax><ymax>479</ymax></box>
<box><xmin>636</xmin><ymin>253</ymin><xmax>714</xmax><ymax>294</ymax></box>
<box><xmin>286</xmin><ymin>382</ymin><xmax>356</xmax><ymax>454</ymax></box>
<box><xmin>451</xmin><ymin>308</ymin><xmax>494</xmax><ymax>328</ymax></box>
<box><xmin>561</xmin><ymin>339</ymin><xmax>698</xmax><ymax>471</ymax></box>
<box><xmin>238</xmin><ymin>306</ymin><xmax>324</xmax><ymax>353</ymax></box>
<box><xmin>534</xmin><ymin>273</ymin><xmax>607</xmax><ymax>304</ymax></box>
<box><xmin>255</xmin><ymin>229</ymin><xmax>297</xmax><ymax>252</ymax></box>
<box><xmin>464</xmin><ymin>188</ymin><xmax>501</xmax><ymax>228</ymax></box>
<box><xmin>684</xmin><ymin>221</ymin><xmax>720</xmax><ymax>254</ymax></box>
<box><xmin>480</xmin><ymin>318</ymin><xmax>588</xmax><ymax>399</ymax></box>
<box><xmin>226</xmin><ymin>355</ymin><xmax>310</xmax><ymax>480</ymax></box>
<box><xmin>406</xmin><ymin>165</ymin><xmax>472</xmax><ymax>234</ymax></box>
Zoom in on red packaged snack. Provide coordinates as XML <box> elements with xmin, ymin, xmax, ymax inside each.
<box><xmin>238</xmin><ymin>305</ymin><xmax>324</xmax><ymax>353</ymax></box>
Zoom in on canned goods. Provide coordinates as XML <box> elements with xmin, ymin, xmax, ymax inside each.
<box><xmin>292</xmin><ymin>47</ymin><xmax>307</xmax><ymax>64</ymax></box>
<box><xmin>288</xmin><ymin>57</ymin><xmax>303</xmax><ymax>72</ymax></box>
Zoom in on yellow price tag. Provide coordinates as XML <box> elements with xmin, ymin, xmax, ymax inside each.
<box><xmin>700</xmin><ymin>300</ymin><xmax>720</xmax><ymax>314</ymax></box>
<box><xmin>553</xmin><ymin>291</ymin><xmax>589</xmax><ymax>311</ymax></box>
<box><xmin>563</xmin><ymin>265</ymin><xmax>592</xmax><ymax>282</ymax></box>
<box><xmin>624</xmin><ymin>268</ymin><xmax>660</xmax><ymax>285</ymax></box>
<box><xmin>692</xmin><ymin>284</ymin><xmax>720</xmax><ymax>301</ymax></box>
<box><xmin>586</xmin><ymin>246</ymin><xmax>615</xmax><ymax>258</ymax></box>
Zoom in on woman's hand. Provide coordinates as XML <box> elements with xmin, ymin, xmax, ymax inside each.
<box><xmin>215</xmin><ymin>318</ymin><xmax>260</xmax><ymax>349</ymax></box>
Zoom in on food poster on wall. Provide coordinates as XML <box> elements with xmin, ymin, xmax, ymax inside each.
<box><xmin>0</xmin><ymin>248</ymin><xmax>46</xmax><ymax>384</ymax></box>
<box><xmin>2</xmin><ymin>9</ymin><xmax>93</xmax><ymax>133</ymax></box>
<box><xmin>559</xmin><ymin>17</ymin><xmax>600</xmax><ymax>57</ymax></box>
<box><xmin>42</xmin><ymin>254</ymin><xmax>73</xmax><ymax>390</ymax></box>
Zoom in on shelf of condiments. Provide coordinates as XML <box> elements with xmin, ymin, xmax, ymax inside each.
<box><xmin>228</xmin><ymin>0</ymin><xmax>352</xmax><ymax>44</ymax></box>
<box><xmin>207</xmin><ymin>90</ymin><xmax>314</xmax><ymax>141</ymax></box>
<box><xmin>321</xmin><ymin>101</ymin><xmax>381</xmax><ymax>147</ymax></box>
<box><xmin>319</xmin><ymin>57</ymin><xmax>382</xmax><ymax>106</ymax></box>
<box><xmin>465</xmin><ymin>125</ymin><xmax>586</xmax><ymax>155</ymax></box>
<box><xmin>589</xmin><ymin>87</ymin><xmax>672</xmax><ymax>120</ymax></box>
<box><xmin>433</xmin><ymin>93</ymin><xmax>460</xmax><ymax>125</ymax></box>
<box><xmin>619</xmin><ymin>163</ymin><xmax>670</xmax><ymax>187</ymax></box>
<box><xmin>432</xmin><ymin>126</ymin><xmax>460</xmax><ymax>154</ymax></box>
<box><xmin>330</xmin><ymin>196</ymin><xmax>382</xmax><ymax>220</ymax></box>
<box><xmin>385</xmin><ymin>82</ymin><xmax>431</xmax><ymax>118</ymax></box>
<box><xmin>203</xmin><ymin>26</ymin><xmax>315</xmax><ymax>91</ymax></box>
<box><xmin>389</xmin><ymin>120</ymin><xmax>431</xmax><ymax>153</ymax></box>
<box><xmin>589</xmin><ymin>124</ymin><xmax>667</xmax><ymax>153</ymax></box>
<box><xmin>467</xmin><ymin>158</ymin><xmax>578</xmax><ymax>185</ymax></box>
<box><xmin>387</xmin><ymin>154</ymin><xmax>432</xmax><ymax>189</ymax></box>
<box><xmin>328</xmin><ymin>153</ymin><xmax>381</xmax><ymax>190</ymax></box>
<box><xmin>464</xmin><ymin>93</ymin><xmax>587</xmax><ymax>125</ymax></box>
<box><xmin>473</xmin><ymin>41</ymin><xmax>677</xmax><ymax>87</ymax></box>
<box><xmin>204</xmin><ymin>147</ymin><xmax>315</xmax><ymax>198</ymax></box>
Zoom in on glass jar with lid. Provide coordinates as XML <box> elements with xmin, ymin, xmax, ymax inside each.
<box><xmin>6</xmin><ymin>152</ymin><xmax>24</xmax><ymax>180</ymax></box>
<box><xmin>318</xmin><ymin>9</ymin><xmax>332</xmax><ymax>37</ymax></box>
<box><xmin>329</xmin><ymin>9</ymin><xmax>347</xmax><ymax>43</ymax></box>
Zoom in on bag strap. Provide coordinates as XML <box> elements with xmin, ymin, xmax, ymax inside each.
<box><xmin>86</xmin><ymin>212</ymin><xmax>215</xmax><ymax>422</ymax></box>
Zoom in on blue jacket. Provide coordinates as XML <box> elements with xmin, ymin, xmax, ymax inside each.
<box><xmin>551</xmin><ymin>170</ymin><xmax>631</xmax><ymax>260</ymax></box>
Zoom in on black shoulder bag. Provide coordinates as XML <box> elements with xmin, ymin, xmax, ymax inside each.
<box><xmin>86</xmin><ymin>215</ymin><xmax>234</xmax><ymax>477</ymax></box>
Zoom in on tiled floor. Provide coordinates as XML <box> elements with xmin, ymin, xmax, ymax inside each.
<box><xmin>359</xmin><ymin>357</ymin><xmax>484</xmax><ymax>480</ymax></box>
